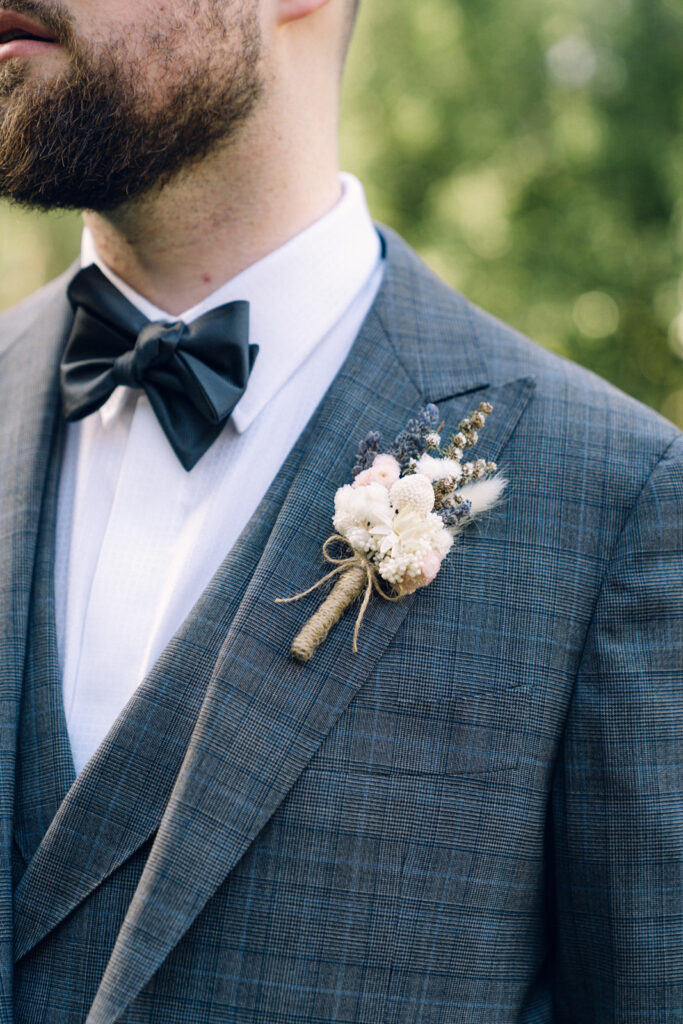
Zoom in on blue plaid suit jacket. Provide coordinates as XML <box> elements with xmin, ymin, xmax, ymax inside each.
<box><xmin>0</xmin><ymin>228</ymin><xmax>681</xmax><ymax>1023</ymax></box>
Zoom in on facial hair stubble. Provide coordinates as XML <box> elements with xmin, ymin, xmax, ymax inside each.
<box><xmin>0</xmin><ymin>0</ymin><xmax>264</xmax><ymax>211</ymax></box>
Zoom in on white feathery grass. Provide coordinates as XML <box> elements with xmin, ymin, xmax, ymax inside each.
<box><xmin>415</xmin><ymin>453</ymin><xmax>463</xmax><ymax>482</ymax></box>
<box><xmin>456</xmin><ymin>475</ymin><xmax>508</xmax><ymax>517</ymax></box>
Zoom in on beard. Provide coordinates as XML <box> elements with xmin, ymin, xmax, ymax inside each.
<box><xmin>0</xmin><ymin>0</ymin><xmax>263</xmax><ymax>212</ymax></box>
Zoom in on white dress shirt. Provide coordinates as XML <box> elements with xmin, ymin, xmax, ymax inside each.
<box><xmin>55</xmin><ymin>173</ymin><xmax>384</xmax><ymax>774</ymax></box>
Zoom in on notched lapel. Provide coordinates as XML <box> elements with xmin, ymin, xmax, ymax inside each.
<box><xmin>86</xmin><ymin>307</ymin><xmax>428</xmax><ymax>1024</ymax></box>
<box><xmin>86</xmin><ymin>233</ymin><xmax>536</xmax><ymax>1024</ymax></box>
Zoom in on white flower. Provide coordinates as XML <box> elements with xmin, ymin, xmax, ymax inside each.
<box><xmin>414</xmin><ymin>453</ymin><xmax>464</xmax><ymax>483</ymax></box>
<box><xmin>425</xmin><ymin>431</ymin><xmax>441</xmax><ymax>447</ymax></box>
<box><xmin>344</xmin><ymin>526</ymin><xmax>376</xmax><ymax>552</ymax></box>
<box><xmin>389</xmin><ymin>473</ymin><xmax>435</xmax><ymax>514</ymax></box>
<box><xmin>333</xmin><ymin>482</ymin><xmax>393</xmax><ymax>553</ymax></box>
<box><xmin>372</xmin><ymin>508</ymin><xmax>452</xmax><ymax>585</ymax></box>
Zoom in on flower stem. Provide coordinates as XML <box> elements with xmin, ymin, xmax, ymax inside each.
<box><xmin>290</xmin><ymin>566</ymin><xmax>367</xmax><ymax>662</ymax></box>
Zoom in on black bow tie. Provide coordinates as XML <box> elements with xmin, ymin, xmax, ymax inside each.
<box><xmin>60</xmin><ymin>265</ymin><xmax>258</xmax><ymax>471</ymax></box>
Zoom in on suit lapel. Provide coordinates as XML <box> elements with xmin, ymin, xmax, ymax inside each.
<box><xmin>0</xmin><ymin>274</ymin><xmax>74</xmax><ymax>1023</ymax></box>
<box><xmin>85</xmin><ymin>229</ymin><xmax>536</xmax><ymax>1024</ymax></box>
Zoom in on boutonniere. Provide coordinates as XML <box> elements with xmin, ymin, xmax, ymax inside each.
<box><xmin>276</xmin><ymin>401</ymin><xmax>507</xmax><ymax>661</ymax></box>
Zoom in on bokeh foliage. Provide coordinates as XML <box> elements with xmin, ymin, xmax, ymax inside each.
<box><xmin>341</xmin><ymin>0</ymin><xmax>683</xmax><ymax>425</ymax></box>
<box><xmin>1</xmin><ymin>0</ymin><xmax>682</xmax><ymax>425</ymax></box>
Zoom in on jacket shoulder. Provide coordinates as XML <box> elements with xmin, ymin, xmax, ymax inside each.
<box><xmin>468</xmin><ymin>297</ymin><xmax>681</xmax><ymax>460</ymax></box>
<box><xmin>0</xmin><ymin>264</ymin><xmax>76</xmax><ymax>360</ymax></box>
<box><xmin>460</xmin><ymin>293</ymin><xmax>681</xmax><ymax>549</ymax></box>
<box><xmin>383</xmin><ymin>228</ymin><xmax>681</xmax><ymax>465</ymax></box>
<box><xmin>379</xmin><ymin>226</ymin><xmax>682</xmax><ymax>553</ymax></box>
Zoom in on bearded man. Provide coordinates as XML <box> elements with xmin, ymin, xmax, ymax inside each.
<box><xmin>0</xmin><ymin>0</ymin><xmax>681</xmax><ymax>1020</ymax></box>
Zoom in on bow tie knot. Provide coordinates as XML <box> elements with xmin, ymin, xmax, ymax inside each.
<box><xmin>111</xmin><ymin>321</ymin><xmax>185</xmax><ymax>388</ymax></box>
<box><xmin>60</xmin><ymin>265</ymin><xmax>258</xmax><ymax>471</ymax></box>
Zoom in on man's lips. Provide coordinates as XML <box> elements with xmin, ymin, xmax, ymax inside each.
<box><xmin>0</xmin><ymin>9</ymin><xmax>60</xmax><ymax>61</ymax></box>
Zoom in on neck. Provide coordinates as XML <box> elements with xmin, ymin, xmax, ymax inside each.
<box><xmin>83</xmin><ymin>110</ymin><xmax>341</xmax><ymax>316</ymax></box>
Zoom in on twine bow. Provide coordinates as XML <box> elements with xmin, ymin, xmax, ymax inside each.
<box><xmin>275</xmin><ymin>535</ymin><xmax>399</xmax><ymax>661</ymax></box>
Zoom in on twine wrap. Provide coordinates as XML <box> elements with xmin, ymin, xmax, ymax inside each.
<box><xmin>275</xmin><ymin>536</ymin><xmax>399</xmax><ymax>661</ymax></box>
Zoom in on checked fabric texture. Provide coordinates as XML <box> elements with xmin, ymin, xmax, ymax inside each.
<box><xmin>0</xmin><ymin>227</ymin><xmax>681</xmax><ymax>1023</ymax></box>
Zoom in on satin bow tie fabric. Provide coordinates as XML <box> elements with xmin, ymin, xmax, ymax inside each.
<box><xmin>60</xmin><ymin>265</ymin><xmax>257</xmax><ymax>470</ymax></box>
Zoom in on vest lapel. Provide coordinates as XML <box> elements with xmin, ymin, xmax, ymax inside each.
<box><xmin>12</xmin><ymin>392</ymin><xmax>311</xmax><ymax>963</ymax></box>
<box><xmin>84</xmin><ymin>230</ymin><xmax>536</xmax><ymax>1024</ymax></box>
<box><xmin>13</xmin><ymin>413</ymin><xmax>75</xmax><ymax>878</ymax></box>
<box><xmin>0</xmin><ymin>274</ymin><xmax>74</xmax><ymax>1023</ymax></box>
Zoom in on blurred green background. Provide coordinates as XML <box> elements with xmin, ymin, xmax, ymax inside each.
<box><xmin>2</xmin><ymin>0</ymin><xmax>682</xmax><ymax>425</ymax></box>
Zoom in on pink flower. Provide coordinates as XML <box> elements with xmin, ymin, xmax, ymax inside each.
<box><xmin>395</xmin><ymin>549</ymin><xmax>443</xmax><ymax>596</ymax></box>
<box><xmin>421</xmin><ymin>549</ymin><xmax>443</xmax><ymax>583</ymax></box>
<box><xmin>372</xmin><ymin>454</ymin><xmax>401</xmax><ymax>486</ymax></box>
<box><xmin>352</xmin><ymin>468</ymin><xmax>374</xmax><ymax>488</ymax></box>
<box><xmin>352</xmin><ymin>453</ymin><xmax>401</xmax><ymax>490</ymax></box>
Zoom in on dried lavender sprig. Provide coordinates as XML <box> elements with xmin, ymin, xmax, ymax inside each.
<box><xmin>418</xmin><ymin>404</ymin><xmax>441</xmax><ymax>431</ymax></box>
<box><xmin>438</xmin><ymin>499</ymin><xmax>473</xmax><ymax>527</ymax></box>
<box><xmin>388</xmin><ymin>403</ymin><xmax>440</xmax><ymax>470</ymax></box>
<box><xmin>352</xmin><ymin>431</ymin><xmax>382</xmax><ymax>477</ymax></box>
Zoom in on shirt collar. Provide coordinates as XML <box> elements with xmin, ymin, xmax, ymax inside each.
<box><xmin>79</xmin><ymin>173</ymin><xmax>382</xmax><ymax>434</ymax></box>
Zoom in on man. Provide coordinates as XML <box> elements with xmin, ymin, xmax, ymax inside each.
<box><xmin>0</xmin><ymin>0</ymin><xmax>681</xmax><ymax>1018</ymax></box>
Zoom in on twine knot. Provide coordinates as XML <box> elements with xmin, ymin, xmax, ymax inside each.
<box><xmin>275</xmin><ymin>535</ymin><xmax>398</xmax><ymax>661</ymax></box>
